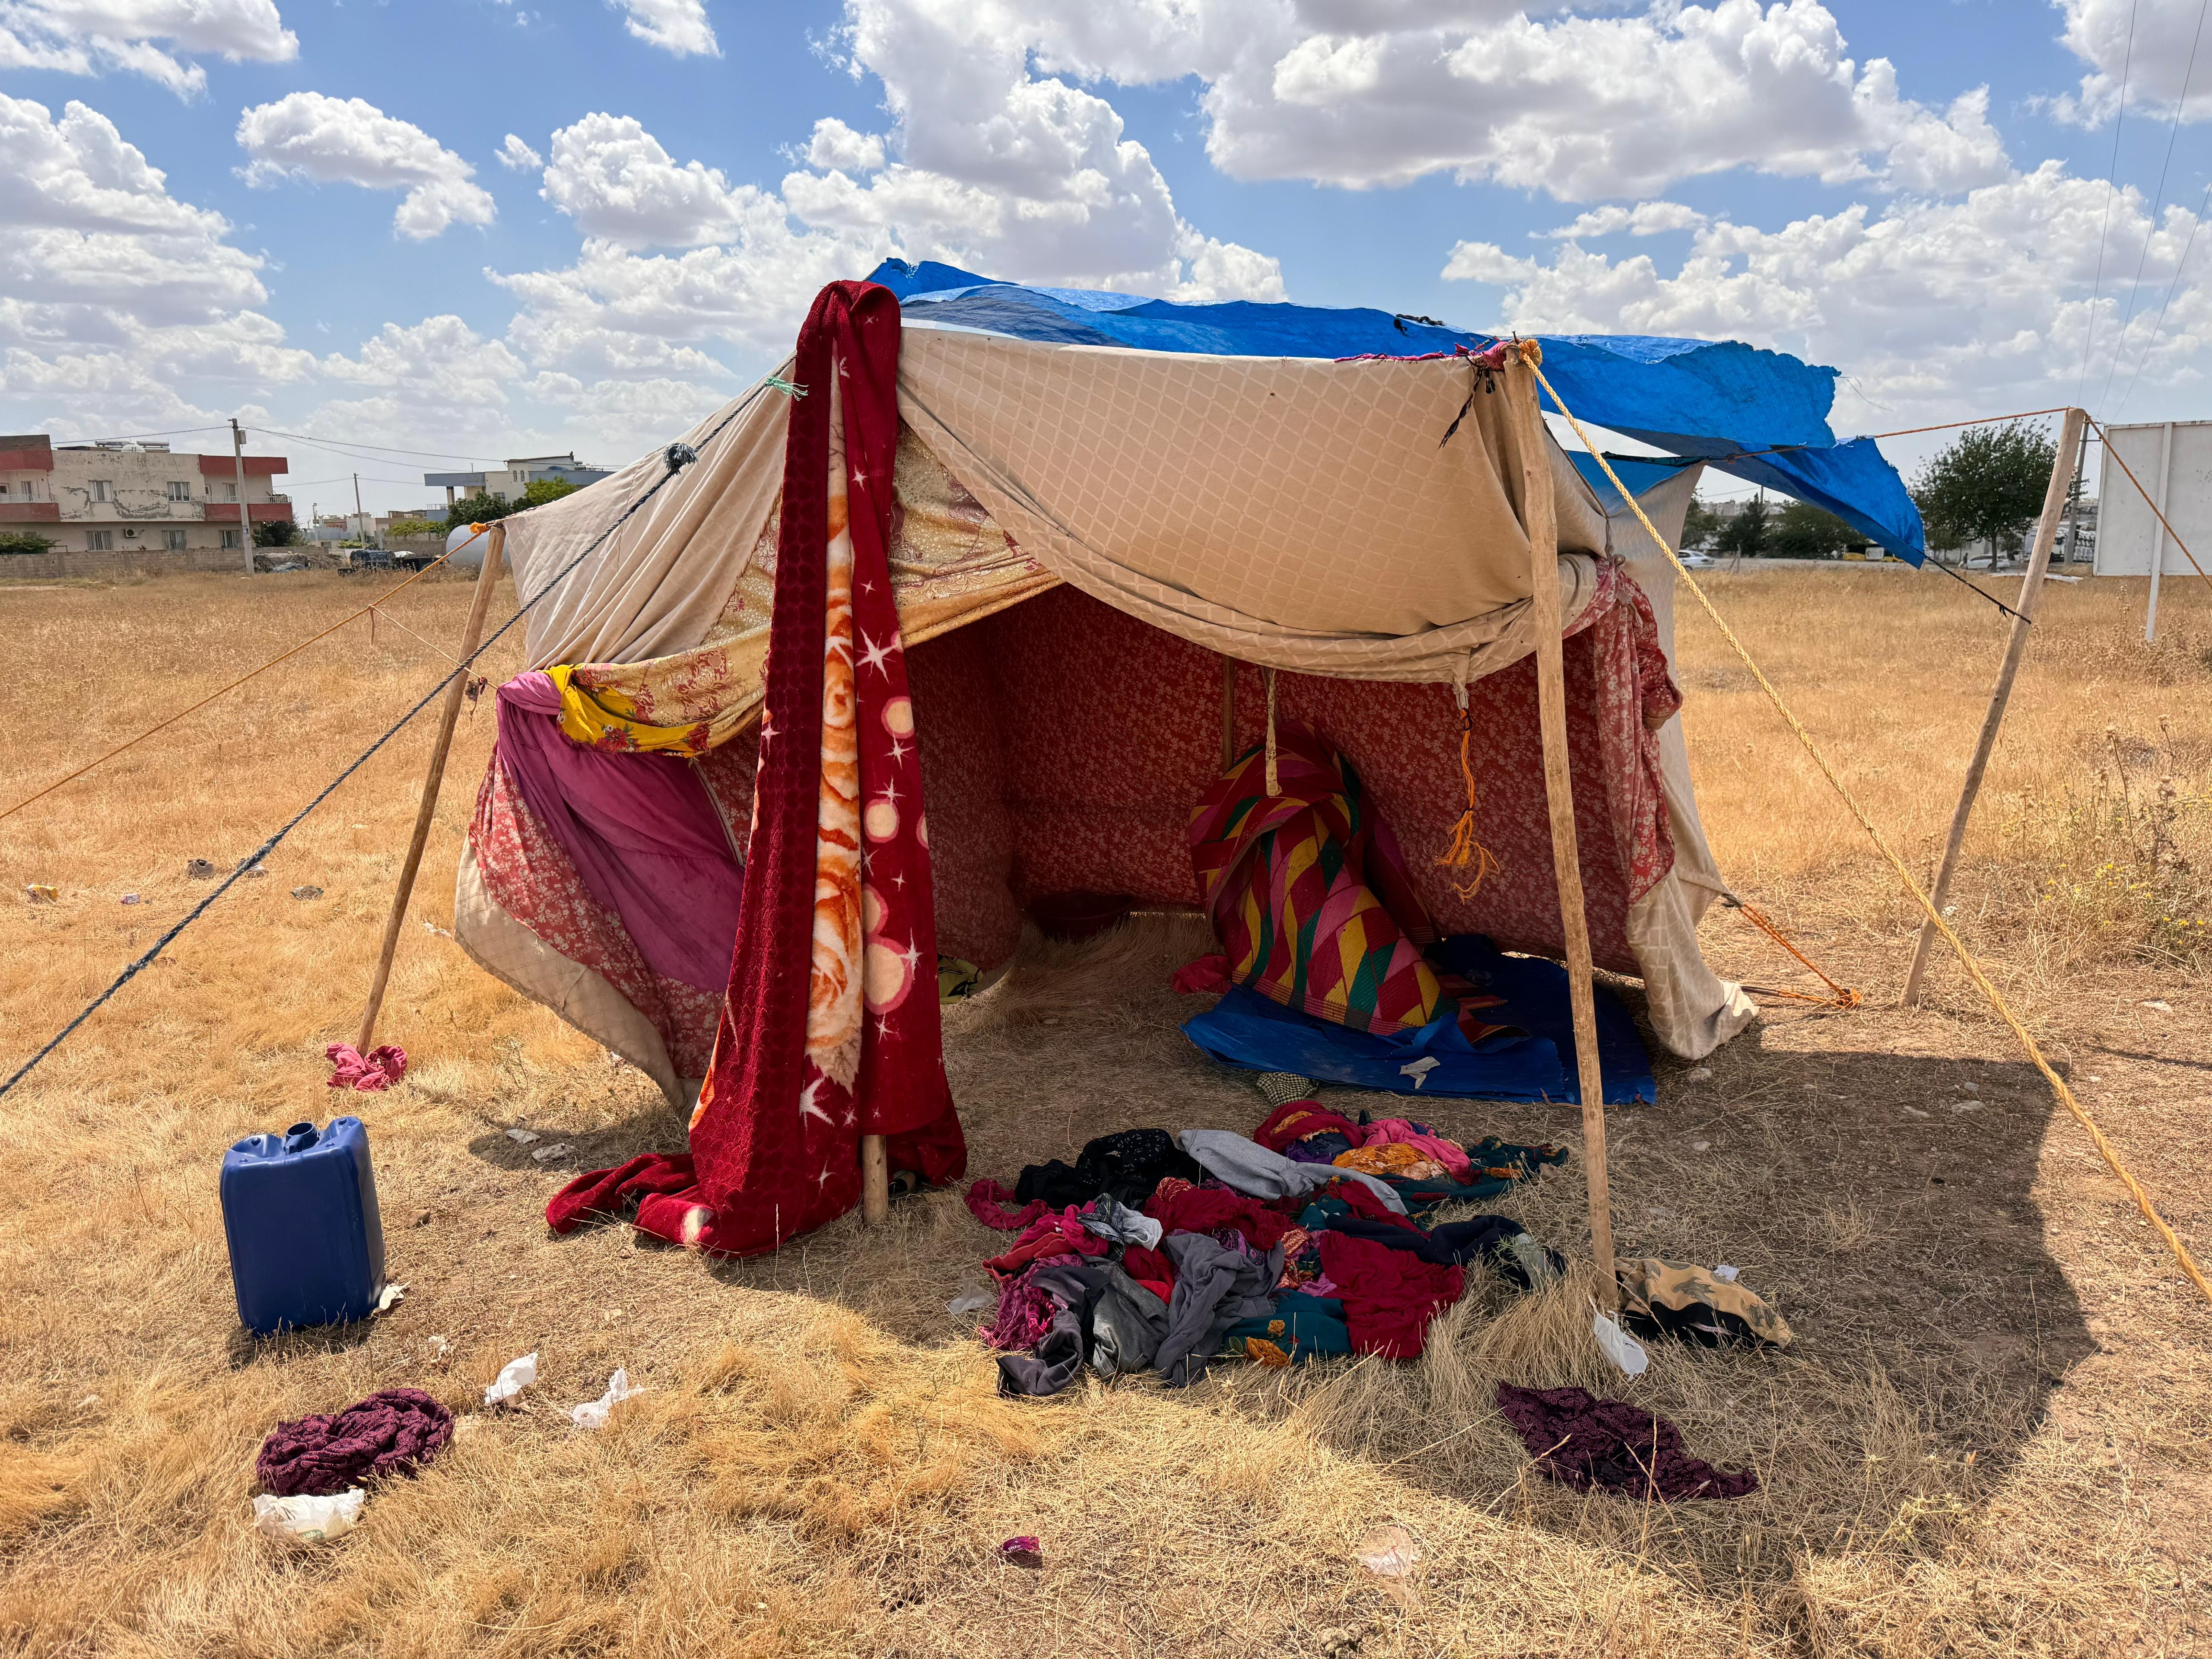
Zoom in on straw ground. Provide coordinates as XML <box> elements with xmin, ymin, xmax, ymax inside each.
<box><xmin>0</xmin><ymin>563</ymin><xmax>2206</xmax><ymax>1656</ymax></box>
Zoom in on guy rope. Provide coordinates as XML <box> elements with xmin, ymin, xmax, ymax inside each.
<box><xmin>1520</xmin><ymin>340</ymin><xmax>2212</xmax><ymax>1310</ymax></box>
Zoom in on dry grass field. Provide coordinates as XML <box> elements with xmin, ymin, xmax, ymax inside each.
<box><xmin>0</xmin><ymin>561</ymin><xmax>2206</xmax><ymax>1657</ymax></box>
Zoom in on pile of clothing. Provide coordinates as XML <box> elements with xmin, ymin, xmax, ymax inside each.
<box><xmin>964</xmin><ymin>1109</ymin><xmax>1568</xmax><ymax>1396</ymax></box>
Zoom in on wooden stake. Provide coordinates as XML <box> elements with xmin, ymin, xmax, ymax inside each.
<box><xmin>355</xmin><ymin>522</ymin><xmax>507</xmax><ymax>1053</ymax></box>
<box><xmin>861</xmin><ymin>1134</ymin><xmax>890</xmax><ymax>1225</ymax></box>
<box><xmin>1903</xmin><ymin>407</ymin><xmax>2087</xmax><ymax>1007</ymax></box>
<box><xmin>1507</xmin><ymin>347</ymin><xmax>1617</xmax><ymax>1305</ymax></box>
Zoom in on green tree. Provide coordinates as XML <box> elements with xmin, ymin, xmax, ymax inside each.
<box><xmin>254</xmin><ymin>518</ymin><xmax>297</xmax><ymax>548</ymax></box>
<box><xmin>1714</xmin><ymin>493</ymin><xmax>1770</xmax><ymax>557</ymax></box>
<box><xmin>521</xmin><ymin>477</ymin><xmax>580</xmax><ymax>508</ymax></box>
<box><xmin>384</xmin><ymin>518</ymin><xmax>445</xmax><ymax>537</ymax></box>
<box><xmin>1913</xmin><ymin>422</ymin><xmax>2058</xmax><ymax>565</ymax></box>
<box><xmin>1771</xmin><ymin>499</ymin><xmax>1855</xmax><ymax>558</ymax></box>
<box><xmin>445</xmin><ymin>491</ymin><xmax>519</xmax><ymax>530</ymax></box>
<box><xmin>0</xmin><ymin>528</ymin><xmax>55</xmax><ymax>556</ymax></box>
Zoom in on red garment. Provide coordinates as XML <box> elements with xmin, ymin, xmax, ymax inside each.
<box><xmin>325</xmin><ymin>1042</ymin><xmax>406</xmax><ymax>1092</ymax></box>
<box><xmin>1144</xmin><ymin>1186</ymin><xmax>1294</xmax><ymax>1250</ymax></box>
<box><xmin>965</xmin><ymin>1178</ymin><xmax>1050</xmax><ymax>1232</ymax></box>
<box><xmin>548</xmin><ymin>279</ymin><xmax>964</xmax><ymax>1258</ymax></box>
<box><xmin>1357</xmin><ymin>1118</ymin><xmax>1473</xmax><ymax>1182</ymax></box>
<box><xmin>1170</xmin><ymin>954</ymin><xmax>1233</xmax><ymax>994</ymax></box>
<box><xmin>1253</xmin><ymin>1100</ymin><xmax>1355</xmax><ymax>1154</ymax></box>
<box><xmin>1317</xmin><ymin>1230</ymin><xmax>1464</xmax><ymax>1358</ymax></box>
<box><xmin>983</xmin><ymin>1207</ymin><xmax>1110</xmax><ymax>1275</ymax></box>
<box><xmin>1121</xmin><ymin>1244</ymin><xmax>1175</xmax><ymax>1291</ymax></box>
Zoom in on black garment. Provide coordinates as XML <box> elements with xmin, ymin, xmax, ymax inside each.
<box><xmin>1618</xmin><ymin>1301</ymin><xmax>1766</xmax><ymax>1349</ymax></box>
<box><xmin>1319</xmin><ymin>1213</ymin><xmax>1566</xmax><ymax>1290</ymax></box>
<box><xmin>1013</xmin><ymin>1128</ymin><xmax>1205</xmax><ymax>1209</ymax></box>
<box><xmin>1155</xmin><ymin>1233</ymin><xmax>1282</xmax><ymax>1388</ymax></box>
<box><xmin>1494</xmin><ymin>1383</ymin><xmax>1758</xmax><ymax>1501</ymax></box>
<box><xmin>995</xmin><ymin>1263</ymin><xmax>1107</xmax><ymax>1397</ymax></box>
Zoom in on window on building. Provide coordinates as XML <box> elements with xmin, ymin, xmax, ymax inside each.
<box><xmin>221</xmin><ymin>528</ymin><xmax>242</xmax><ymax>550</ymax></box>
<box><xmin>168</xmin><ymin>480</ymin><xmax>190</xmax><ymax>502</ymax></box>
<box><xmin>0</xmin><ymin>483</ymin><xmax>10</xmax><ymax>498</ymax></box>
<box><xmin>88</xmin><ymin>530</ymin><xmax>114</xmax><ymax>552</ymax></box>
<box><xmin>165</xmin><ymin>528</ymin><xmax>187</xmax><ymax>552</ymax></box>
<box><xmin>219</xmin><ymin>482</ymin><xmax>238</xmax><ymax>501</ymax></box>
<box><xmin>89</xmin><ymin>480</ymin><xmax>112</xmax><ymax>503</ymax></box>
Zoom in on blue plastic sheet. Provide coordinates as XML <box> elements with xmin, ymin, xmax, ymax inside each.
<box><xmin>1179</xmin><ymin>936</ymin><xmax>1655</xmax><ymax>1106</ymax></box>
<box><xmin>865</xmin><ymin>258</ymin><xmax>1925</xmax><ymax>563</ymax></box>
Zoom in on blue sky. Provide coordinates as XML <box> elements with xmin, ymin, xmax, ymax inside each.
<box><xmin>3</xmin><ymin>0</ymin><xmax>2209</xmax><ymax>511</ymax></box>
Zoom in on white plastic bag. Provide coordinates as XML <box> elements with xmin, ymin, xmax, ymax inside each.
<box><xmin>484</xmin><ymin>1351</ymin><xmax>538</xmax><ymax>1407</ymax></box>
<box><xmin>254</xmin><ymin>1487</ymin><xmax>365</xmax><ymax>1543</ymax></box>
<box><xmin>1591</xmin><ymin>1302</ymin><xmax>1649</xmax><ymax>1378</ymax></box>
<box><xmin>569</xmin><ymin>1368</ymin><xmax>645</xmax><ymax>1430</ymax></box>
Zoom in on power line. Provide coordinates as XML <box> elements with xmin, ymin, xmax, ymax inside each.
<box><xmin>254</xmin><ymin>428</ymin><xmax>501</xmax><ymax>464</ymax></box>
<box><xmin>2100</xmin><ymin>0</ymin><xmax>2210</xmax><ymax>417</ymax></box>
<box><xmin>2117</xmin><ymin>171</ymin><xmax>2212</xmax><ymax>416</ymax></box>
<box><xmin>2080</xmin><ymin>0</ymin><xmax>2142</xmax><ymax>409</ymax></box>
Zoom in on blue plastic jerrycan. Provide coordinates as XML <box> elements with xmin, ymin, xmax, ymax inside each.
<box><xmin>220</xmin><ymin>1116</ymin><xmax>387</xmax><ymax>1335</ymax></box>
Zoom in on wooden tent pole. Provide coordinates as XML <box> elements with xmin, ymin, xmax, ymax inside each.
<box><xmin>861</xmin><ymin>1135</ymin><xmax>890</xmax><ymax>1225</ymax></box>
<box><xmin>356</xmin><ymin>522</ymin><xmax>507</xmax><ymax>1053</ymax></box>
<box><xmin>1902</xmin><ymin>407</ymin><xmax>2087</xmax><ymax>1007</ymax></box>
<box><xmin>1506</xmin><ymin>346</ymin><xmax>1617</xmax><ymax>1305</ymax></box>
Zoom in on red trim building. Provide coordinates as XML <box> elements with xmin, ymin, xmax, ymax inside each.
<box><xmin>0</xmin><ymin>434</ymin><xmax>290</xmax><ymax>555</ymax></box>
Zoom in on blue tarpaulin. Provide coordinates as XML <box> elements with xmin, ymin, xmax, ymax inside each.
<box><xmin>866</xmin><ymin>259</ymin><xmax>1926</xmax><ymax>563</ymax></box>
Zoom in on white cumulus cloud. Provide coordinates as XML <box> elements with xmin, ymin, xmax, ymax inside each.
<box><xmin>2052</xmin><ymin>0</ymin><xmax>2212</xmax><ymax>125</ymax></box>
<box><xmin>1540</xmin><ymin>201</ymin><xmax>1710</xmax><ymax>240</ymax></box>
<box><xmin>1445</xmin><ymin>160</ymin><xmax>2212</xmax><ymax>424</ymax></box>
<box><xmin>0</xmin><ymin>93</ymin><xmax>311</xmax><ymax>435</ymax></box>
<box><xmin>609</xmin><ymin>0</ymin><xmax>716</xmax><ymax>56</ymax></box>
<box><xmin>496</xmin><ymin>133</ymin><xmax>543</xmax><ymax>171</ymax></box>
<box><xmin>236</xmin><ymin>92</ymin><xmax>496</xmax><ymax>239</ymax></box>
<box><xmin>540</xmin><ymin>112</ymin><xmax>755</xmax><ymax>248</ymax></box>
<box><xmin>0</xmin><ymin>0</ymin><xmax>297</xmax><ymax>96</ymax></box>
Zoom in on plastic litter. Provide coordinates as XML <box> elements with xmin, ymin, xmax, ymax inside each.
<box><xmin>998</xmin><ymin>1535</ymin><xmax>1044</xmax><ymax>1569</ymax></box>
<box><xmin>947</xmin><ymin>1277</ymin><xmax>992</xmax><ymax>1319</ymax></box>
<box><xmin>1685</xmin><ymin>1065</ymin><xmax>1713</xmax><ymax>1081</ymax></box>
<box><xmin>375</xmin><ymin>1283</ymin><xmax>407</xmax><ymax>1313</ymax></box>
<box><xmin>1353</xmin><ymin>1524</ymin><xmax>1422</xmax><ymax>1611</ymax></box>
<box><xmin>504</xmin><ymin>1128</ymin><xmax>541</xmax><ymax>1144</ymax></box>
<box><xmin>120</xmin><ymin>893</ymin><xmax>142</xmax><ymax>905</ymax></box>
<box><xmin>185</xmin><ymin>858</ymin><xmax>218</xmax><ymax>879</ymax></box>
<box><xmin>2142</xmin><ymin>1000</ymin><xmax>2172</xmax><ymax>1012</ymax></box>
<box><xmin>291</xmin><ymin>885</ymin><xmax>324</xmax><ymax>900</ymax></box>
<box><xmin>569</xmin><ymin>1368</ymin><xmax>646</xmax><ymax>1429</ymax></box>
<box><xmin>484</xmin><ymin>1351</ymin><xmax>538</xmax><ymax>1408</ymax></box>
<box><xmin>1591</xmin><ymin>1303</ymin><xmax>1650</xmax><ymax>1378</ymax></box>
<box><xmin>1397</xmin><ymin>1056</ymin><xmax>1440</xmax><ymax>1089</ymax></box>
<box><xmin>25</xmin><ymin>884</ymin><xmax>57</xmax><ymax>903</ymax></box>
<box><xmin>1713</xmin><ymin>1264</ymin><xmax>1741</xmax><ymax>1283</ymax></box>
<box><xmin>253</xmin><ymin>1487</ymin><xmax>365</xmax><ymax>1543</ymax></box>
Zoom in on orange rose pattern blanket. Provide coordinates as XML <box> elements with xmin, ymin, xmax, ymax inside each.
<box><xmin>1190</xmin><ymin>720</ymin><xmax>1508</xmax><ymax>1042</ymax></box>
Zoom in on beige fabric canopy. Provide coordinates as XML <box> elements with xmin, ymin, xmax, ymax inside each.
<box><xmin>474</xmin><ymin>332</ymin><xmax>1753</xmax><ymax>1084</ymax></box>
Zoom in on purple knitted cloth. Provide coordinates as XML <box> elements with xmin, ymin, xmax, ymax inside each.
<box><xmin>256</xmin><ymin>1387</ymin><xmax>456</xmax><ymax>1497</ymax></box>
<box><xmin>1494</xmin><ymin>1383</ymin><xmax>1758</xmax><ymax>1501</ymax></box>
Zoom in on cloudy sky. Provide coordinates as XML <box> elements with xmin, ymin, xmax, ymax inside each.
<box><xmin>2</xmin><ymin>0</ymin><xmax>2206</xmax><ymax>511</ymax></box>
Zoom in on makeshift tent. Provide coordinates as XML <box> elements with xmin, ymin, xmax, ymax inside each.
<box><xmin>447</xmin><ymin>270</ymin><xmax>1920</xmax><ymax>1259</ymax></box>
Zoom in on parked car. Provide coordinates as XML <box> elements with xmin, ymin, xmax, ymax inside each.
<box><xmin>1680</xmin><ymin>551</ymin><xmax>1717</xmax><ymax>569</ymax></box>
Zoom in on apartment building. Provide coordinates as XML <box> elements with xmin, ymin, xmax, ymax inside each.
<box><xmin>0</xmin><ymin>434</ymin><xmax>292</xmax><ymax>555</ymax></box>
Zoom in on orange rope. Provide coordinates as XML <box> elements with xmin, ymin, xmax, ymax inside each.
<box><xmin>1725</xmin><ymin>896</ymin><xmax>1862</xmax><ymax>1008</ymax></box>
<box><xmin>0</xmin><ymin>530</ymin><xmax>487</xmax><ymax>824</ymax></box>
<box><xmin>1435</xmin><ymin>705</ymin><xmax>1502</xmax><ymax>899</ymax></box>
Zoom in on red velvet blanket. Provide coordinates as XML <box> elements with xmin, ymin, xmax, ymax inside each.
<box><xmin>549</xmin><ymin>280</ymin><xmax>965</xmax><ymax>1255</ymax></box>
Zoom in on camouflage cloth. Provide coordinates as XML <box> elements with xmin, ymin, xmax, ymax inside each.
<box><xmin>1616</xmin><ymin>1258</ymin><xmax>1793</xmax><ymax>1349</ymax></box>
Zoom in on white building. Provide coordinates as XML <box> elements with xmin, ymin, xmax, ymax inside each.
<box><xmin>0</xmin><ymin>434</ymin><xmax>292</xmax><ymax>555</ymax></box>
<box><xmin>423</xmin><ymin>452</ymin><xmax>610</xmax><ymax>509</ymax></box>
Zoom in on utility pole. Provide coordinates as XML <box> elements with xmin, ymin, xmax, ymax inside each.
<box><xmin>231</xmin><ymin>417</ymin><xmax>253</xmax><ymax>575</ymax></box>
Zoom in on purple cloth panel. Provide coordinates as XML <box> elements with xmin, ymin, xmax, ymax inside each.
<box><xmin>494</xmin><ymin>671</ymin><xmax>744</xmax><ymax>992</ymax></box>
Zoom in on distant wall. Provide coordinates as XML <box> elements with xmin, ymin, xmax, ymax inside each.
<box><xmin>0</xmin><ymin>546</ymin><xmax>253</xmax><ymax>581</ymax></box>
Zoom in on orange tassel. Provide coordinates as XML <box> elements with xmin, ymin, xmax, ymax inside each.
<box><xmin>1436</xmin><ymin>706</ymin><xmax>1501</xmax><ymax>899</ymax></box>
